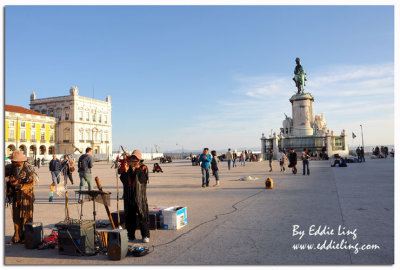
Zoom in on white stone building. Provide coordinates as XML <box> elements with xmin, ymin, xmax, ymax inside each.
<box><xmin>29</xmin><ymin>86</ymin><xmax>112</xmax><ymax>158</ymax></box>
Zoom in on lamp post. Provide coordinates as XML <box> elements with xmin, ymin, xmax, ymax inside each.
<box><xmin>360</xmin><ymin>124</ymin><xmax>365</xmax><ymax>149</ymax></box>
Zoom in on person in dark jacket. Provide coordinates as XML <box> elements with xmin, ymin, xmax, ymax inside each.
<box><xmin>360</xmin><ymin>147</ymin><xmax>365</xmax><ymax>162</ymax></box>
<box><xmin>49</xmin><ymin>155</ymin><xmax>61</xmax><ymax>185</ymax></box>
<box><xmin>211</xmin><ymin>150</ymin><xmax>220</xmax><ymax>186</ymax></box>
<box><xmin>49</xmin><ymin>154</ymin><xmax>61</xmax><ymax>202</ymax></box>
<box><xmin>77</xmin><ymin>147</ymin><xmax>93</xmax><ymax>203</ymax></box>
<box><xmin>288</xmin><ymin>148</ymin><xmax>298</xmax><ymax>174</ymax></box>
<box><xmin>61</xmin><ymin>154</ymin><xmax>74</xmax><ymax>185</ymax></box>
<box><xmin>120</xmin><ymin>149</ymin><xmax>150</xmax><ymax>243</ymax></box>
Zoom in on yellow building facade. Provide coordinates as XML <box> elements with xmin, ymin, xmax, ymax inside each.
<box><xmin>5</xmin><ymin>105</ymin><xmax>56</xmax><ymax>158</ymax></box>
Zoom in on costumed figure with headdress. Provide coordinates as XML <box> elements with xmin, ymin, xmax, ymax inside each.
<box><xmin>119</xmin><ymin>149</ymin><xmax>150</xmax><ymax>243</ymax></box>
<box><xmin>5</xmin><ymin>151</ymin><xmax>38</xmax><ymax>244</ymax></box>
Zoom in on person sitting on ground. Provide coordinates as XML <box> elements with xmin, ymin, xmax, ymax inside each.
<box><xmin>152</xmin><ymin>163</ymin><xmax>163</xmax><ymax>173</ymax></box>
<box><xmin>339</xmin><ymin>158</ymin><xmax>348</xmax><ymax>167</ymax></box>
<box><xmin>331</xmin><ymin>157</ymin><xmax>341</xmax><ymax>167</ymax></box>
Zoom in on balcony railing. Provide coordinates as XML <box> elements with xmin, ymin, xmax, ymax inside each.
<box><xmin>63</xmin><ymin>140</ymin><xmax>70</xmax><ymax>143</ymax></box>
<box><xmin>31</xmin><ymin>139</ymin><xmax>36</xmax><ymax>142</ymax></box>
<box><xmin>79</xmin><ymin>140</ymin><xmax>85</xmax><ymax>143</ymax></box>
<box><xmin>8</xmin><ymin>138</ymin><xmax>15</xmax><ymax>142</ymax></box>
<box><xmin>20</xmin><ymin>139</ymin><xmax>26</xmax><ymax>142</ymax></box>
<box><xmin>41</xmin><ymin>140</ymin><xmax>46</xmax><ymax>143</ymax></box>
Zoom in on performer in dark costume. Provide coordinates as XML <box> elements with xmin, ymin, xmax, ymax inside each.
<box><xmin>5</xmin><ymin>151</ymin><xmax>37</xmax><ymax>244</ymax></box>
<box><xmin>120</xmin><ymin>149</ymin><xmax>150</xmax><ymax>243</ymax></box>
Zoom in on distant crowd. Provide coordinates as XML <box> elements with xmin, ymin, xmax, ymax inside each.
<box><xmin>371</xmin><ymin>146</ymin><xmax>394</xmax><ymax>158</ymax></box>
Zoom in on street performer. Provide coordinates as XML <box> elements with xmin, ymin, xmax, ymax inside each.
<box><xmin>119</xmin><ymin>149</ymin><xmax>150</xmax><ymax>243</ymax></box>
<box><xmin>5</xmin><ymin>150</ymin><xmax>38</xmax><ymax>244</ymax></box>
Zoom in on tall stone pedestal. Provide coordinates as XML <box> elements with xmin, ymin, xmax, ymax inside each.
<box><xmin>289</xmin><ymin>93</ymin><xmax>314</xmax><ymax>136</ymax></box>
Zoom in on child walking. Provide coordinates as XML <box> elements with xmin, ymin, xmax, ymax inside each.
<box><xmin>211</xmin><ymin>150</ymin><xmax>220</xmax><ymax>186</ymax></box>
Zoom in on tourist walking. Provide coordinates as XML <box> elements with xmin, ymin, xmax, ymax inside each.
<box><xmin>37</xmin><ymin>158</ymin><xmax>41</xmax><ymax>168</ymax></box>
<box><xmin>279</xmin><ymin>150</ymin><xmax>286</xmax><ymax>172</ymax></box>
<box><xmin>78</xmin><ymin>147</ymin><xmax>94</xmax><ymax>203</ymax></box>
<box><xmin>211</xmin><ymin>150</ymin><xmax>220</xmax><ymax>186</ymax></box>
<box><xmin>288</xmin><ymin>148</ymin><xmax>298</xmax><ymax>174</ymax></box>
<box><xmin>241</xmin><ymin>150</ymin><xmax>246</xmax><ymax>166</ymax></box>
<box><xmin>268</xmin><ymin>149</ymin><xmax>274</xmax><ymax>172</ymax></box>
<box><xmin>302</xmin><ymin>148</ymin><xmax>311</xmax><ymax>175</ymax></box>
<box><xmin>61</xmin><ymin>154</ymin><xmax>74</xmax><ymax>185</ymax></box>
<box><xmin>233</xmin><ymin>151</ymin><xmax>237</xmax><ymax>167</ymax></box>
<box><xmin>49</xmin><ymin>155</ymin><xmax>61</xmax><ymax>202</ymax></box>
<box><xmin>226</xmin><ymin>148</ymin><xmax>233</xmax><ymax>170</ymax></box>
<box><xmin>120</xmin><ymin>149</ymin><xmax>150</xmax><ymax>243</ymax></box>
<box><xmin>199</xmin><ymin>148</ymin><xmax>212</xmax><ymax>187</ymax></box>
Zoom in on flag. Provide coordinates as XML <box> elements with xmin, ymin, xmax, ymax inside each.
<box><xmin>352</xmin><ymin>132</ymin><xmax>356</xmax><ymax>139</ymax></box>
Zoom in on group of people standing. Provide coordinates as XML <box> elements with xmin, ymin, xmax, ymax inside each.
<box><xmin>265</xmin><ymin>148</ymin><xmax>310</xmax><ymax>175</ymax></box>
<box><xmin>372</xmin><ymin>146</ymin><xmax>391</xmax><ymax>158</ymax></box>
<box><xmin>198</xmin><ymin>148</ymin><xmax>220</xmax><ymax>187</ymax></box>
<box><xmin>355</xmin><ymin>147</ymin><xmax>366</xmax><ymax>162</ymax></box>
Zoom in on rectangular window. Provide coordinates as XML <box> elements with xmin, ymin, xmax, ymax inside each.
<box><xmin>41</xmin><ymin>131</ymin><xmax>45</xmax><ymax>141</ymax></box>
<box><xmin>93</xmin><ymin>114</ymin><xmax>96</xmax><ymax>122</ymax></box>
<box><xmin>86</xmin><ymin>112</ymin><xmax>89</xmax><ymax>121</ymax></box>
<box><xmin>104</xmin><ymin>115</ymin><xmax>107</xmax><ymax>124</ymax></box>
<box><xmin>9</xmin><ymin>129</ymin><xmax>15</xmax><ymax>140</ymax></box>
<box><xmin>21</xmin><ymin>130</ymin><xmax>26</xmax><ymax>140</ymax></box>
<box><xmin>99</xmin><ymin>114</ymin><xmax>101</xmax><ymax>123</ymax></box>
<box><xmin>65</xmin><ymin>111</ymin><xmax>70</xmax><ymax>120</ymax></box>
<box><xmin>79</xmin><ymin>111</ymin><xmax>83</xmax><ymax>121</ymax></box>
<box><xmin>31</xmin><ymin>127</ymin><xmax>36</xmax><ymax>141</ymax></box>
<box><xmin>50</xmin><ymin>133</ymin><xmax>54</xmax><ymax>141</ymax></box>
<box><xmin>9</xmin><ymin>121</ymin><xmax>15</xmax><ymax>127</ymax></box>
<box><xmin>21</xmin><ymin>122</ymin><xmax>26</xmax><ymax>127</ymax></box>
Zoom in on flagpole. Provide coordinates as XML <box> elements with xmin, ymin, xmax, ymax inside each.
<box><xmin>360</xmin><ymin>124</ymin><xmax>364</xmax><ymax>149</ymax></box>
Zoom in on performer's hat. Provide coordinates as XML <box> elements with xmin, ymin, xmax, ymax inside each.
<box><xmin>131</xmin><ymin>149</ymin><xmax>144</xmax><ymax>161</ymax></box>
<box><xmin>11</xmin><ymin>150</ymin><xmax>27</xmax><ymax>162</ymax></box>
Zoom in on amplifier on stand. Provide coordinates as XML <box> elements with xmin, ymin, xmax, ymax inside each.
<box><xmin>24</xmin><ymin>222</ymin><xmax>43</xmax><ymax>249</ymax></box>
<box><xmin>56</xmin><ymin>219</ymin><xmax>95</xmax><ymax>256</ymax></box>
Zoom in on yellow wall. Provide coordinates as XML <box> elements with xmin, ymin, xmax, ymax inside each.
<box><xmin>5</xmin><ymin>120</ymin><xmax>9</xmax><ymax>141</ymax></box>
<box><xmin>26</xmin><ymin>122</ymin><xmax>31</xmax><ymax>141</ymax></box>
<box><xmin>45</xmin><ymin>124</ymin><xmax>50</xmax><ymax>142</ymax></box>
<box><xmin>36</xmin><ymin>123</ymin><xmax>41</xmax><ymax>141</ymax></box>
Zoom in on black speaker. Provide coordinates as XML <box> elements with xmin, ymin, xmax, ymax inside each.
<box><xmin>111</xmin><ymin>210</ymin><xmax>125</xmax><ymax>228</ymax></box>
<box><xmin>107</xmin><ymin>229</ymin><xmax>128</xmax><ymax>260</ymax></box>
<box><xmin>24</xmin><ymin>222</ymin><xmax>43</xmax><ymax>249</ymax></box>
<box><xmin>56</xmin><ymin>220</ymin><xmax>95</xmax><ymax>256</ymax></box>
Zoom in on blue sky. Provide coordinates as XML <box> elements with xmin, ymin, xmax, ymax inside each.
<box><xmin>5</xmin><ymin>5</ymin><xmax>394</xmax><ymax>152</ymax></box>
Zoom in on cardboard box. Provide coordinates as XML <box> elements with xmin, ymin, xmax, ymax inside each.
<box><xmin>161</xmin><ymin>206</ymin><xmax>187</xmax><ymax>230</ymax></box>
